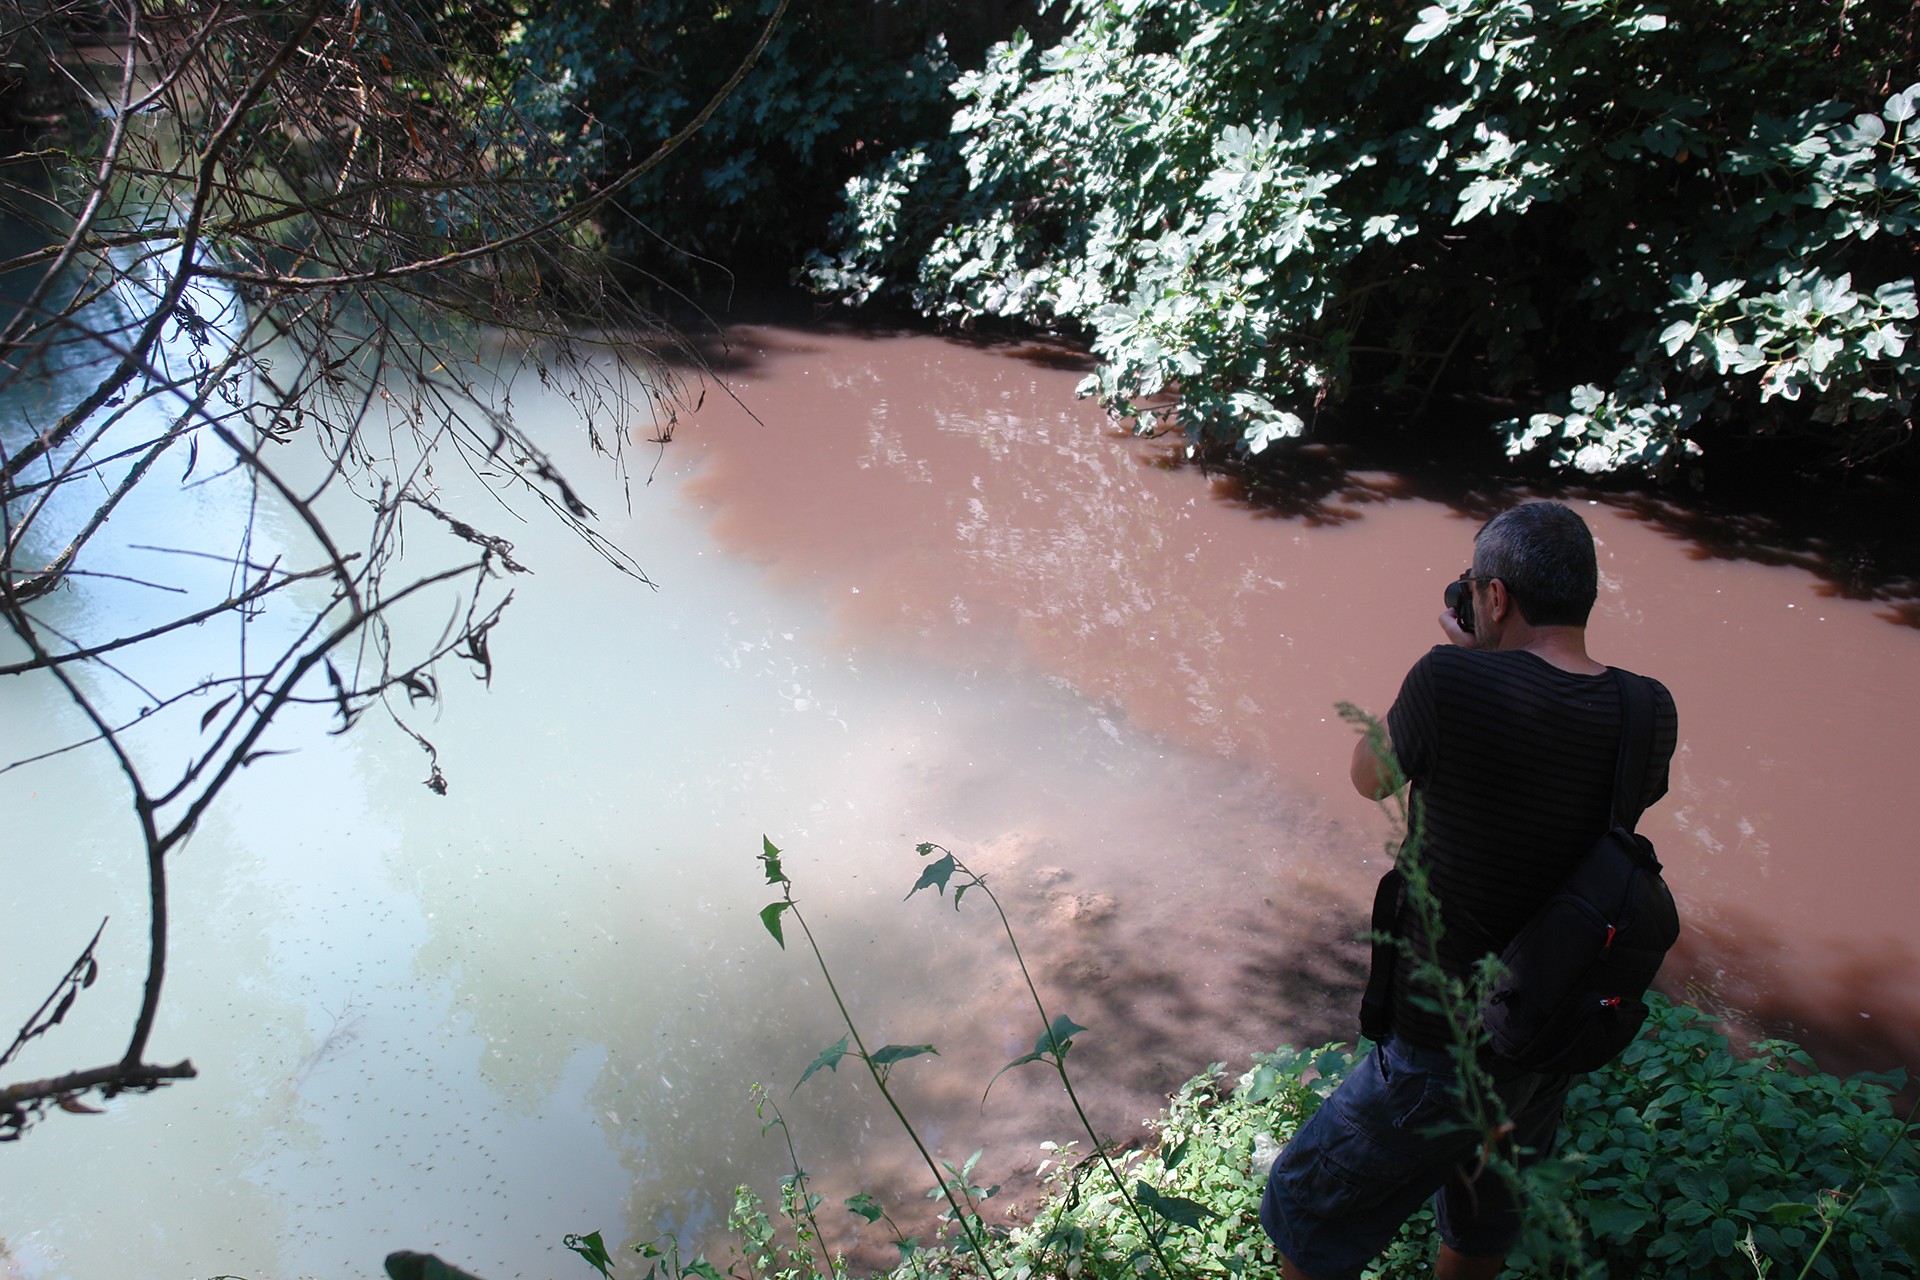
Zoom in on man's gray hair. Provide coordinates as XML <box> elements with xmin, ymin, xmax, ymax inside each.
<box><xmin>1474</xmin><ymin>501</ymin><xmax>1599</xmax><ymax>627</ymax></box>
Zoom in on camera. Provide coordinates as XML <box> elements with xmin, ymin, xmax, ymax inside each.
<box><xmin>1444</xmin><ymin>578</ymin><xmax>1476</xmax><ymax>633</ymax></box>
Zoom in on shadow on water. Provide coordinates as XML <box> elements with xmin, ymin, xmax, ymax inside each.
<box><xmin>1175</xmin><ymin>439</ymin><xmax>1920</xmax><ymax>629</ymax></box>
<box><xmin>647</xmin><ymin>295</ymin><xmax>1920</xmax><ymax>624</ymax></box>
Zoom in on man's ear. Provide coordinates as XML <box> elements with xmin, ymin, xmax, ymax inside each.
<box><xmin>1484</xmin><ymin>578</ymin><xmax>1513</xmax><ymax>625</ymax></box>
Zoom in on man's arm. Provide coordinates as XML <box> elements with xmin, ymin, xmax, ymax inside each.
<box><xmin>1350</xmin><ymin>727</ymin><xmax>1404</xmax><ymax>800</ymax></box>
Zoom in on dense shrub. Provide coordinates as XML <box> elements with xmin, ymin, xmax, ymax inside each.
<box><xmin>807</xmin><ymin>0</ymin><xmax>1920</xmax><ymax>476</ymax></box>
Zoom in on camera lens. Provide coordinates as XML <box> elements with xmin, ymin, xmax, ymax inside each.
<box><xmin>1444</xmin><ymin>580</ymin><xmax>1475</xmax><ymax>633</ymax></box>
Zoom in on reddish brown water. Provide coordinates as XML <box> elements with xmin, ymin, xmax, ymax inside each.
<box><xmin>679</xmin><ymin>322</ymin><xmax>1920</xmax><ymax>1090</ymax></box>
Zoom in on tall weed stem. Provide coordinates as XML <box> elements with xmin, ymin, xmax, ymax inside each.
<box><xmin>911</xmin><ymin>842</ymin><xmax>1182</xmax><ymax>1280</ymax></box>
<box><xmin>757</xmin><ymin>839</ymin><xmax>1000</xmax><ymax>1279</ymax></box>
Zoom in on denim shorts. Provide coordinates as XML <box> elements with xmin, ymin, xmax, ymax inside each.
<box><xmin>1258</xmin><ymin>1036</ymin><xmax>1570</xmax><ymax>1280</ymax></box>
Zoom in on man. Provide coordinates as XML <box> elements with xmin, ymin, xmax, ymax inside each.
<box><xmin>1259</xmin><ymin>501</ymin><xmax>1678</xmax><ymax>1280</ymax></box>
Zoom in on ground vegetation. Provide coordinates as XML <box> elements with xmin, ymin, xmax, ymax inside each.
<box><xmin>566</xmin><ymin>825</ymin><xmax>1920</xmax><ymax>1280</ymax></box>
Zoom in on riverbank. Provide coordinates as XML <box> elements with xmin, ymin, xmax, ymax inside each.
<box><xmin>584</xmin><ymin>996</ymin><xmax>1916</xmax><ymax>1280</ymax></box>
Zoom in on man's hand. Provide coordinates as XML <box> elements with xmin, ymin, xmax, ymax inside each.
<box><xmin>1439</xmin><ymin>608</ymin><xmax>1476</xmax><ymax>648</ymax></box>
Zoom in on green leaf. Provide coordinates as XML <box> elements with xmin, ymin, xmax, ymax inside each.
<box><xmin>1765</xmin><ymin>1201</ymin><xmax>1817</xmax><ymax>1224</ymax></box>
<box><xmin>1886</xmin><ymin>1181</ymin><xmax>1920</xmax><ymax>1260</ymax></box>
<box><xmin>894</xmin><ymin>1238</ymin><xmax>920</xmax><ymax>1263</ymax></box>
<box><xmin>906</xmin><ymin>853</ymin><xmax>958</xmax><ymax>900</ymax></box>
<box><xmin>759</xmin><ymin>902</ymin><xmax>791</xmax><ymax>948</ymax></box>
<box><xmin>1164</xmin><ymin>1135</ymin><xmax>1191</xmax><ymax>1169</ymax></box>
<box><xmin>846</xmin><ymin>1192</ymin><xmax>884</xmax><ymax>1223</ymax></box>
<box><xmin>982</xmin><ymin>1017</ymin><xmax>1084</xmax><ymax>1100</ymax></box>
<box><xmin>983</xmin><ymin>1051</ymin><xmax>1046</xmax><ymax>1101</ymax></box>
<box><xmin>561</xmin><ymin>1232</ymin><xmax>615</xmax><ymax>1279</ymax></box>
<box><xmin>1133</xmin><ymin>1180</ymin><xmax>1219</xmax><ymax>1227</ymax></box>
<box><xmin>759</xmin><ymin>835</ymin><xmax>785</xmax><ymax>886</ymax></box>
<box><xmin>796</xmin><ymin>1036</ymin><xmax>849</xmax><ymax>1091</ymax></box>
<box><xmin>1406</xmin><ymin>5</ymin><xmax>1452</xmax><ymax>44</ymax></box>
<box><xmin>1035</xmin><ymin>1014</ymin><xmax>1088</xmax><ymax>1059</ymax></box>
<box><xmin>867</xmin><ymin>1043</ymin><xmax>938</xmax><ymax>1066</ymax></box>
<box><xmin>1589</xmin><ymin>1205</ymin><xmax>1651</xmax><ymax>1243</ymax></box>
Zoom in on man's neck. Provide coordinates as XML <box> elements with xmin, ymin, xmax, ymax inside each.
<box><xmin>1494</xmin><ymin>623</ymin><xmax>1605</xmax><ymax>675</ymax></box>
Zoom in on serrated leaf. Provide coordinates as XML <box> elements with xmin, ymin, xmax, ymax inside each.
<box><xmin>846</xmin><ymin>1192</ymin><xmax>884</xmax><ymax>1223</ymax></box>
<box><xmin>759</xmin><ymin>901</ymin><xmax>790</xmax><ymax>948</ymax></box>
<box><xmin>867</xmin><ymin>1043</ymin><xmax>938</xmax><ymax>1066</ymax></box>
<box><xmin>796</xmin><ymin>1036</ymin><xmax>848</xmax><ymax>1091</ymax></box>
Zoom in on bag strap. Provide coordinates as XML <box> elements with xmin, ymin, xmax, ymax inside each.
<box><xmin>1609</xmin><ymin>668</ymin><xmax>1656</xmax><ymax>832</ymax></box>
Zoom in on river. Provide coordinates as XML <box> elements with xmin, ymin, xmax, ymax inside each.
<box><xmin>2</xmin><ymin>318</ymin><xmax>1915</xmax><ymax>1279</ymax></box>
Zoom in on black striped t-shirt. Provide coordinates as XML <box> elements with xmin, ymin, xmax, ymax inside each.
<box><xmin>1383</xmin><ymin>645</ymin><xmax>1679</xmax><ymax>1049</ymax></box>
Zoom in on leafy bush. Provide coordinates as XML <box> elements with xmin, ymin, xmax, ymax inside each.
<box><xmin>985</xmin><ymin>996</ymin><xmax>1919</xmax><ymax>1280</ymax></box>
<box><xmin>1542</xmin><ymin>998</ymin><xmax>1920</xmax><ymax>1278</ymax></box>
<box><xmin>808</xmin><ymin>0</ymin><xmax>1920</xmax><ymax>475</ymax></box>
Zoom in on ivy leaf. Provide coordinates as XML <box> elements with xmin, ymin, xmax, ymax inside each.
<box><xmin>759</xmin><ymin>902</ymin><xmax>791</xmax><ymax>948</ymax></box>
<box><xmin>795</xmin><ymin>1036</ymin><xmax>849</xmax><ymax>1091</ymax></box>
